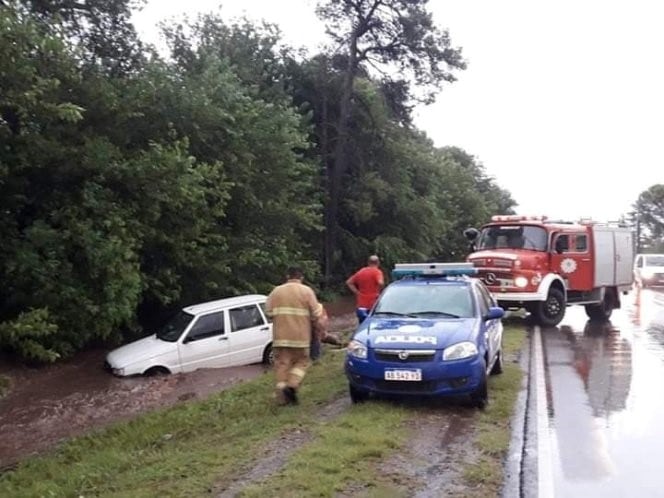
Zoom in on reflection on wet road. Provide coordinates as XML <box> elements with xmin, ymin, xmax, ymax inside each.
<box><xmin>541</xmin><ymin>287</ymin><xmax>664</xmax><ymax>497</ymax></box>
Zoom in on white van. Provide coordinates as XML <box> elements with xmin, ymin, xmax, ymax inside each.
<box><xmin>634</xmin><ymin>254</ymin><xmax>664</xmax><ymax>288</ymax></box>
<box><xmin>105</xmin><ymin>294</ymin><xmax>273</xmax><ymax>376</ymax></box>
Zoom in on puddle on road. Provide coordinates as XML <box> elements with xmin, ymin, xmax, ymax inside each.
<box><xmin>0</xmin><ymin>299</ymin><xmax>356</xmax><ymax>467</ymax></box>
<box><xmin>541</xmin><ymin>287</ymin><xmax>664</xmax><ymax>497</ymax></box>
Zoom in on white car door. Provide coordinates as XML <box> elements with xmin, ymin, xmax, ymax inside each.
<box><xmin>227</xmin><ymin>303</ymin><xmax>271</xmax><ymax>366</ymax></box>
<box><xmin>177</xmin><ymin>310</ymin><xmax>231</xmax><ymax>372</ymax></box>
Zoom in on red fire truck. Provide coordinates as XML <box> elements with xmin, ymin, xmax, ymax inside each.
<box><xmin>463</xmin><ymin>215</ymin><xmax>634</xmax><ymax>326</ymax></box>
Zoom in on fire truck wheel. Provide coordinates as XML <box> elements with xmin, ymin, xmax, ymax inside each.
<box><xmin>533</xmin><ymin>287</ymin><xmax>566</xmax><ymax>327</ymax></box>
<box><xmin>585</xmin><ymin>292</ymin><xmax>613</xmax><ymax>321</ymax></box>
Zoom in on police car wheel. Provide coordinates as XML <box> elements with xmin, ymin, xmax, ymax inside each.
<box><xmin>489</xmin><ymin>350</ymin><xmax>503</xmax><ymax>376</ymax></box>
<box><xmin>349</xmin><ymin>384</ymin><xmax>369</xmax><ymax>404</ymax></box>
<box><xmin>470</xmin><ymin>361</ymin><xmax>489</xmax><ymax>409</ymax></box>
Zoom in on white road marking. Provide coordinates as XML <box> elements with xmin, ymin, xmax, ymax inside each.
<box><xmin>534</xmin><ymin>326</ymin><xmax>555</xmax><ymax>498</ymax></box>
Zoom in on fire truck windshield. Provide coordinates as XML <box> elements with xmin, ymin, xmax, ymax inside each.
<box><xmin>477</xmin><ymin>225</ymin><xmax>548</xmax><ymax>252</ymax></box>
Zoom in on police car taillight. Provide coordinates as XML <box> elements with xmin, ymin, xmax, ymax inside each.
<box><xmin>391</xmin><ymin>262</ymin><xmax>478</xmax><ymax>279</ymax></box>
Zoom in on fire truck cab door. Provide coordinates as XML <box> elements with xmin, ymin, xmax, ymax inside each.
<box><xmin>550</xmin><ymin>232</ymin><xmax>593</xmax><ymax>291</ymax></box>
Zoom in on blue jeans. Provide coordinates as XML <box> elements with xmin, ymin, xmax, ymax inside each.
<box><xmin>310</xmin><ymin>335</ymin><xmax>322</xmax><ymax>360</ymax></box>
<box><xmin>356</xmin><ymin>307</ymin><xmax>369</xmax><ymax>324</ymax></box>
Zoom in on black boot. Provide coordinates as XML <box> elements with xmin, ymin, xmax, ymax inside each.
<box><xmin>282</xmin><ymin>386</ymin><xmax>298</xmax><ymax>405</ymax></box>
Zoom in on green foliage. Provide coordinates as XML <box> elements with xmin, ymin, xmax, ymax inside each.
<box><xmin>316</xmin><ymin>0</ymin><xmax>467</xmax><ymax>106</ymax></box>
<box><xmin>0</xmin><ymin>2</ymin><xmax>514</xmax><ymax>362</ymax></box>
<box><xmin>0</xmin><ymin>308</ymin><xmax>58</xmax><ymax>361</ymax></box>
<box><xmin>287</xmin><ymin>56</ymin><xmax>515</xmax><ymax>277</ymax></box>
<box><xmin>632</xmin><ymin>184</ymin><xmax>664</xmax><ymax>252</ymax></box>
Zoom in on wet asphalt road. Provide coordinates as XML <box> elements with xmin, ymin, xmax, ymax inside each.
<box><xmin>535</xmin><ymin>287</ymin><xmax>664</xmax><ymax>497</ymax></box>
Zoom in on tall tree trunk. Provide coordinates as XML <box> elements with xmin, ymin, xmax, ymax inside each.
<box><xmin>324</xmin><ymin>32</ymin><xmax>358</xmax><ymax>282</ymax></box>
<box><xmin>318</xmin><ymin>59</ymin><xmax>332</xmax><ymax>283</ymax></box>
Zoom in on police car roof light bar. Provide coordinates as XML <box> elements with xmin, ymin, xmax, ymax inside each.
<box><xmin>391</xmin><ymin>262</ymin><xmax>478</xmax><ymax>280</ymax></box>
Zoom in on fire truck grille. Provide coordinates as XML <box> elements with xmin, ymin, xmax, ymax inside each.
<box><xmin>477</xmin><ymin>270</ymin><xmax>514</xmax><ymax>287</ymax></box>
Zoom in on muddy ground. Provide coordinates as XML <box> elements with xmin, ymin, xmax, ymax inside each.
<box><xmin>0</xmin><ymin>300</ymin><xmax>357</xmax><ymax>467</ymax></box>
<box><xmin>211</xmin><ymin>395</ymin><xmax>482</xmax><ymax>498</ymax></box>
<box><xmin>1</xmin><ymin>295</ymin><xmax>497</xmax><ymax>498</ymax></box>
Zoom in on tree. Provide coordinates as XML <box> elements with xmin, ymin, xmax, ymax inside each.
<box><xmin>315</xmin><ymin>0</ymin><xmax>466</xmax><ymax>280</ymax></box>
<box><xmin>632</xmin><ymin>184</ymin><xmax>664</xmax><ymax>252</ymax></box>
<box><xmin>16</xmin><ymin>0</ymin><xmax>145</xmax><ymax>75</ymax></box>
<box><xmin>0</xmin><ymin>2</ymin><xmax>515</xmax><ymax>363</ymax></box>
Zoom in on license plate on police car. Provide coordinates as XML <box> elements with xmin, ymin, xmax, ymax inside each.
<box><xmin>384</xmin><ymin>369</ymin><xmax>422</xmax><ymax>381</ymax></box>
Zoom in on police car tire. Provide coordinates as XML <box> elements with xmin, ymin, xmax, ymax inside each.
<box><xmin>471</xmin><ymin>362</ymin><xmax>489</xmax><ymax>409</ymax></box>
<box><xmin>489</xmin><ymin>350</ymin><xmax>503</xmax><ymax>376</ymax></box>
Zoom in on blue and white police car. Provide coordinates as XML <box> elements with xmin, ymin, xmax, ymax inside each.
<box><xmin>345</xmin><ymin>262</ymin><xmax>505</xmax><ymax>409</ymax></box>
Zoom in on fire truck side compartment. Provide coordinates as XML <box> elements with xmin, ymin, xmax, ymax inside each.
<box><xmin>592</xmin><ymin>226</ymin><xmax>634</xmax><ymax>288</ymax></box>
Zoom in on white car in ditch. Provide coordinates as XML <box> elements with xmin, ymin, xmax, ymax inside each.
<box><xmin>105</xmin><ymin>294</ymin><xmax>273</xmax><ymax>376</ymax></box>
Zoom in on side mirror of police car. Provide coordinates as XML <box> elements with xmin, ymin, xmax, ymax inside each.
<box><xmin>356</xmin><ymin>307</ymin><xmax>369</xmax><ymax>323</ymax></box>
<box><xmin>485</xmin><ymin>306</ymin><xmax>505</xmax><ymax>320</ymax></box>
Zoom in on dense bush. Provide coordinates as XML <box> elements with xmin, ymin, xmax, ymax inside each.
<box><xmin>0</xmin><ymin>1</ymin><xmax>514</xmax><ymax>361</ymax></box>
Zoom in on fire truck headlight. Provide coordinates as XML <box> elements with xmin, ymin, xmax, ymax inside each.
<box><xmin>531</xmin><ymin>274</ymin><xmax>542</xmax><ymax>286</ymax></box>
<box><xmin>515</xmin><ymin>276</ymin><xmax>528</xmax><ymax>288</ymax></box>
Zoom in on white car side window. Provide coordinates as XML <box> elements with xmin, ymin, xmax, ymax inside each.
<box><xmin>230</xmin><ymin>305</ymin><xmax>265</xmax><ymax>332</ymax></box>
<box><xmin>186</xmin><ymin>311</ymin><xmax>225</xmax><ymax>342</ymax></box>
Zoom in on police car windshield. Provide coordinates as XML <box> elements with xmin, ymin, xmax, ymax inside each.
<box><xmin>374</xmin><ymin>284</ymin><xmax>474</xmax><ymax>319</ymax></box>
<box><xmin>156</xmin><ymin>310</ymin><xmax>194</xmax><ymax>342</ymax></box>
<box><xmin>477</xmin><ymin>225</ymin><xmax>547</xmax><ymax>252</ymax></box>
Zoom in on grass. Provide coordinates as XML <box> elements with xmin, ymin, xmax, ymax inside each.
<box><xmin>240</xmin><ymin>402</ymin><xmax>408</xmax><ymax>497</ymax></box>
<box><xmin>0</xmin><ymin>374</ymin><xmax>9</xmax><ymax>399</ymax></box>
<box><xmin>463</xmin><ymin>326</ymin><xmax>526</xmax><ymax>495</ymax></box>
<box><xmin>0</xmin><ymin>325</ymin><xmax>528</xmax><ymax>498</ymax></box>
<box><xmin>0</xmin><ymin>351</ymin><xmax>348</xmax><ymax>498</ymax></box>
<box><xmin>236</xmin><ymin>326</ymin><xmax>528</xmax><ymax>498</ymax></box>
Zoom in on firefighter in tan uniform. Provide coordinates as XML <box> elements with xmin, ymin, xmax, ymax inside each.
<box><xmin>265</xmin><ymin>266</ymin><xmax>327</xmax><ymax>405</ymax></box>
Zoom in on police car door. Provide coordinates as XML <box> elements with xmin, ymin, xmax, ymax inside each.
<box><xmin>477</xmin><ymin>283</ymin><xmax>501</xmax><ymax>366</ymax></box>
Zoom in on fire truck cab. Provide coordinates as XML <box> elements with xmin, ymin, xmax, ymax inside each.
<box><xmin>464</xmin><ymin>215</ymin><xmax>634</xmax><ymax>327</ymax></box>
